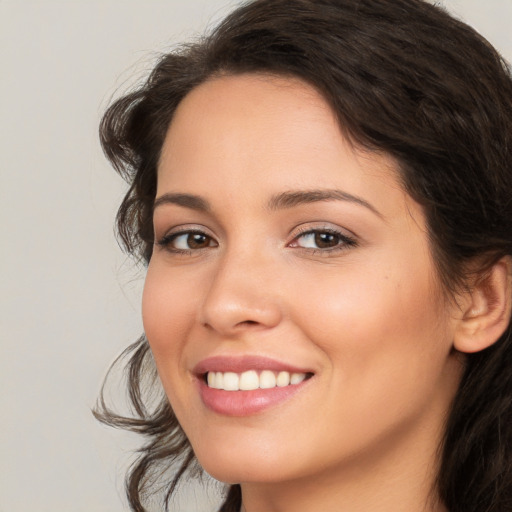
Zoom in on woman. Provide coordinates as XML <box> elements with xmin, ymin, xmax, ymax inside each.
<box><xmin>95</xmin><ymin>0</ymin><xmax>512</xmax><ymax>511</ymax></box>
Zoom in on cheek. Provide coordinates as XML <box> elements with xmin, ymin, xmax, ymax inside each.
<box><xmin>141</xmin><ymin>262</ymin><xmax>198</xmax><ymax>392</ymax></box>
<box><xmin>291</xmin><ymin>253</ymin><xmax>450</xmax><ymax>406</ymax></box>
<box><xmin>294</xmin><ymin>258</ymin><xmax>437</xmax><ymax>337</ymax></box>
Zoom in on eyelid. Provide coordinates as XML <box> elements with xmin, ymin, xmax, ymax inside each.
<box><xmin>155</xmin><ymin>223</ymin><xmax>215</xmax><ymax>240</ymax></box>
<box><xmin>290</xmin><ymin>222</ymin><xmax>357</xmax><ymax>240</ymax></box>
<box><xmin>153</xmin><ymin>222</ymin><xmax>358</xmax><ymax>257</ymax></box>
<box><xmin>287</xmin><ymin>223</ymin><xmax>358</xmax><ymax>253</ymax></box>
<box><xmin>155</xmin><ymin>224</ymin><xmax>218</xmax><ymax>253</ymax></box>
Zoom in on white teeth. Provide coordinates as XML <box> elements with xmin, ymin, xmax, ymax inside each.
<box><xmin>239</xmin><ymin>370</ymin><xmax>259</xmax><ymax>391</ymax></box>
<box><xmin>223</xmin><ymin>372</ymin><xmax>239</xmax><ymax>391</ymax></box>
<box><xmin>214</xmin><ymin>372</ymin><xmax>224</xmax><ymax>390</ymax></box>
<box><xmin>290</xmin><ymin>372</ymin><xmax>306</xmax><ymax>385</ymax></box>
<box><xmin>259</xmin><ymin>370</ymin><xmax>277</xmax><ymax>389</ymax></box>
<box><xmin>206</xmin><ymin>370</ymin><xmax>309</xmax><ymax>391</ymax></box>
<box><xmin>276</xmin><ymin>371</ymin><xmax>291</xmax><ymax>387</ymax></box>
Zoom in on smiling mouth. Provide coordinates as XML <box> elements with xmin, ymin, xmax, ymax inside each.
<box><xmin>204</xmin><ymin>370</ymin><xmax>313</xmax><ymax>391</ymax></box>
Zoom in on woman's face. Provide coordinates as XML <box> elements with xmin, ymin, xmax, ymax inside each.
<box><xmin>143</xmin><ymin>74</ymin><xmax>464</xmax><ymax>485</ymax></box>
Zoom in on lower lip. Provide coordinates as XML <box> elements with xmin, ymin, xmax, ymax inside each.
<box><xmin>198</xmin><ymin>378</ymin><xmax>311</xmax><ymax>416</ymax></box>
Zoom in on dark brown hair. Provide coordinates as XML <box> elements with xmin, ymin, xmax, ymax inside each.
<box><xmin>95</xmin><ymin>1</ymin><xmax>512</xmax><ymax>511</ymax></box>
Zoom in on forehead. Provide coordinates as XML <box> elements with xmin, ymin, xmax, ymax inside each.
<box><xmin>159</xmin><ymin>74</ymin><xmax>342</xmax><ymax>174</ymax></box>
<box><xmin>157</xmin><ymin>73</ymin><xmax>411</xmax><ymax>219</ymax></box>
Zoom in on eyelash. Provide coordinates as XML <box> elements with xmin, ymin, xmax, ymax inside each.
<box><xmin>289</xmin><ymin>226</ymin><xmax>358</xmax><ymax>255</ymax></box>
<box><xmin>156</xmin><ymin>226</ymin><xmax>357</xmax><ymax>256</ymax></box>
<box><xmin>156</xmin><ymin>229</ymin><xmax>217</xmax><ymax>256</ymax></box>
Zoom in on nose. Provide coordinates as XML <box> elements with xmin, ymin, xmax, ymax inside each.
<box><xmin>199</xmin><ymin>247</ymin><xmax>283</xmax><ymax>336</ymax></box>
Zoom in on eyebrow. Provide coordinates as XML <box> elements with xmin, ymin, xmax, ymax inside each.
<box><xmin>153</xmin><ymin>188</ymin><xmax>382</xmax><ymax>218</ymax></box>
<box><xmin>153</xmin><ymin>193</ymin><xmax>211</xmax><ymax>212</ymax></box>
<box><xmin>267</xmin><ymin>189</ymin><xmax>383</xmax><ymax>218</ymax></box>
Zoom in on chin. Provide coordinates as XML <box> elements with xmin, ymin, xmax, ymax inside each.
<box><xmin>191</xmin><ymin>435</ymin><xmax>302</xmax><ymax>485</ymax></box>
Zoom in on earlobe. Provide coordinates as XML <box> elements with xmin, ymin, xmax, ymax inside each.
<box><xmin>454</xmin><ymin>257</ymin><xmax>512</xmax><ymax>354</ymax></box>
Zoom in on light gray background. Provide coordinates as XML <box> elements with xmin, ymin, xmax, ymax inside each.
<box><xmin>1</xmin><ymin>1</ymin><xmax>511</xmax><ymax>511</ymax></box>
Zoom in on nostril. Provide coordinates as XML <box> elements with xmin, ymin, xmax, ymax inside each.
<box><xmin>234</xmin><ymin>320</ymin><xmax>263</xmax><ymax>329</ymax></box>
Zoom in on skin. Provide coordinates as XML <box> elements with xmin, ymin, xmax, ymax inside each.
<box><xmin>143</xmin><ymin>74</ymin><xmax>466</xmax><ymax>512</ymax></box>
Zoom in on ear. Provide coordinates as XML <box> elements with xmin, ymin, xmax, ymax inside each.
<box><xmin>454</xmin><ymin>257</ymin><xmax>512</xmax><ymax>354</ymax></box>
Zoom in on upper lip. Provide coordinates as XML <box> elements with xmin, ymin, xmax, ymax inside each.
<box><xmin>193</xmin><ymin>355</ymin><xmax>313</xmax><ymax>376</ymax></box>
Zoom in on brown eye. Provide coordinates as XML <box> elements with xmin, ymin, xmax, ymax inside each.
<box><xmin>314</xmin><ymin>232</ymin><xmax>340</xmax><ymax>249</ymax></box>
<box><xmin>295</xmin><ymin>230</ymin><xmax>345</xmax><ymax>250</ymax></box>
<box><xmin>160</xmin><ymin>231</ymin><xmax>217</xmax><ymax>251</ymax></box>
<box><xmin>186</xmin><ymin>233</ymin><xmax>211</xmax><ymax>249</ymax></box>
